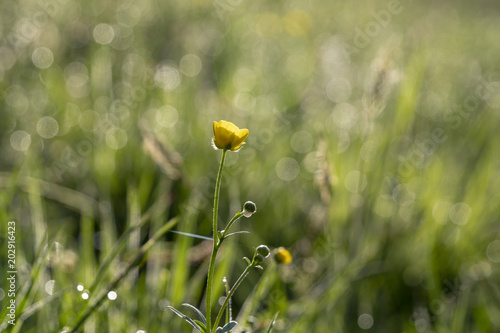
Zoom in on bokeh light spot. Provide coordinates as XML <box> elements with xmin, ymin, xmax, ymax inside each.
<box><xmin>154</xmin><ymin>64</ymin><xmax>180</xmax><ymax>91</ymax></box>
<box><xmin>32</xmin><ymin>47</ymin><xmax>54</xmax><ymax>69</ymax></box>
<box><xmin>330</xmin><ymin>103</ymin><xmax>358</xmax><ymax>130</ymax></box>
<box><xmin>326</xmin><ymin>77</ymin><xmax>352</xmax><ymax>103</ymax></box>
<box><xmin>276</xmin><ymin>157</ymin><xmax>300</xmax><ymax>181</ymax></box>
<box><xmin>37</xmin><ymin>117</ymin><xmax>59</xmax><ymax>138</ymax></box>
<box><xmin>6</xmin><ymin>89</ymin><xmax>29</xmax><ymax>115</ymax></box>
<box><xmin>234</xmin><ymin>92</ymin><xmax>255</xmax><ymax>113</ymax></box>
<box><xmin>486</xmin><ymin>240</ymin><xmax>500</xmax><ymax>263</ymax></box>
<box><xmin>179</xmin><ymin>54</ymin><xmax>202</xmax><ymax>77</ymax></box>
<box><xmin>156</xmin><ymin>105</ymin><xmax>179</xmax><ymax>128</ymax></box>
<box><xmin>345</xmin><ymin>170</ymin><xmax>367</xmax><ymax>193</ymax></box>
<box><xmin>291</xmin><ymin>131</ymin><xmax>313</xmax><ymax>153</ymax></box>
<box><xmin>107</xmin><ymin>291</ymin><xmax>117</xmax><ymax>300</ymax></box>
<box><xmin>79</xmin><ymin>110</ymin><xmax>100</xmax><ymax>132</ymax></box>
<box><xmin>432</xmin><ymin>201</ymin><xmax>452</xmax><ymax>225</ymax></box>
<box><xmin>375</xmin><ymin>194</ymin><xmax>396</xmax><ymax>218</ymax></box>
<box><xmin>105</xmin><ymin>128</ymin><xmax>128</xmax><ymax>150</ymax></box>
<box><xmin>233</xmin><ymin>68</ymin><xmax>256</xmax><ymax>92</ymax></box>
<box><xmin>449</xmin><ymin>202</ymin><xmax>471</xmax><ymax>226</ymax></box>
<box><xmin>392</xmin><ymin>184</ymin><xmax>415</xmax><ymax>206</ymax></box>
<box><xmin>111</xmin><ymin>24</ymin><xmax>134</xmax><ymax>50</ymax></box>
<box><xmin>358</xmin><ymin>313</ymin><xmax>374</xmax><ymax>329</ymax></box>
<box><xmin>10</xmin><ymin>131</ymin><xmax>31</xmax><ymax>151</ymax></box>
<box><xmin>93</xmin><ymin>23</ymin><xmax>115</xmax><ymax>45</ymax></box>
<box><xmin>64</xmin><ymin>62</ymin><xmax>90</xmax><ymax>98</ymax></box>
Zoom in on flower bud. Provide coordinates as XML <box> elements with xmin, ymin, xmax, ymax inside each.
<box><xmin>256</xmin><ymin>245</ymin><xmax>270</xmax><ymax>258</ymax></box>
<box><xmin>243</xmin><ymin>201</ymin><xmax>257</xmax><ymax>218</ymax></box>
<box><xmin>253</xmin><ymin>254</ymin><xmax>264</xmax><ymax>264</ymax></box>
<box><xmin>274</xmin><ymin>247</ymin><xmax>292</xmax><ymax>265</ymax></box>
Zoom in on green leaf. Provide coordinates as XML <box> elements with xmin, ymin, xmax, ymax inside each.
<box><xmin>215</xmin><ymin>320</ymin><xmax>238</xmax><ymax>333</ymax></box>
<box><xmin>182</xmin><ymin>303</ymin><xmax>207</xmax><ymax>326</ymax></box>
<box><xmin>194</xmin><ymin>320</ymin><xmax>207</xmax><ymax>333</ymax></box>
<box><xmin>266</xmin><ymin>312</ymin><xmax>280</xmax><ymax>333</ymax></box>
<box><xmin>222</xmin><ymin>231</ymin><xmax>251</xmax><ymax>240</ymax></box>
<box><xmin>167</xmin><ymin>306</ymin><xmax>202</xmax><ymax>332</ymax></box>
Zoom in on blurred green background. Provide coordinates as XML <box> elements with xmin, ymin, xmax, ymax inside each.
<box><xmin>1</xmin><ymin>0</ymin><xmax>500</xmax><ymax>331</ymax></box>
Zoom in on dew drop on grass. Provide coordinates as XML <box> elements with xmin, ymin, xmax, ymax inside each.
<box><xmin>107</xmin><ymin>291</ymin><xmax>117</xmax><ymax>300</ymax></box>
<box><xmin>77</xmin><ymin>284</ymin><xmax>84</xmax><ymax>292</ymax></box>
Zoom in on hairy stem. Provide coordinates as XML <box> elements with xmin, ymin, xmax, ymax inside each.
<box><xmin>206</xmin><ymin>149</ymin><xmax>227</xmax><ymax>332</ymax></box>
<box><xmin>212</xmin><ymin>263</ymin><xmax>253</xmax><ymax>331</ymax></box>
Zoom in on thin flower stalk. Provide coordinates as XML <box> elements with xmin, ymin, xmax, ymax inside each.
<box><xmin>206</xmin><ymin>149</ymin><xmax>227</xmax><ymax>332</ymax></box>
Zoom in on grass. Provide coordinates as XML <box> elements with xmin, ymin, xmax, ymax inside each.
<box><xmin>1</xmin><ymin>0</ymin><xmax>500</xmax><ymax>332</ymax></box>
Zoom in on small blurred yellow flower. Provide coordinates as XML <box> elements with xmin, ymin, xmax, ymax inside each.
<box><xmin>274</xmin><ymin>247</ymin><xmax>293</xmax><ymax>265</ymax></box>
<box><xmin>213</xmin><ymin>120</ymin><xmax>249</xmax><ymax>151</ymax></box>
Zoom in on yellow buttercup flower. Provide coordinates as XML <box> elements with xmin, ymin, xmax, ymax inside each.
<box><xmin>274</xmin><ymin>247</ymin><xmax>292</xmax><ymax>265</ymax></box>
<box><xmin>212</xmin><ymin>120</ymin><xmax>249</xmax><ymax>151</ymax></box>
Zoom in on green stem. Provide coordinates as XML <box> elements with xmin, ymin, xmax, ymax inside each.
<box><xmin>206</xmin><ymin>149</ymin><xmax>227</xmax><ymax>333</ymax></box>
<box><xmin>223</xmin><ymin>277</ymin><xmax>231</xmax><ymax>324</ymax></box>
<box><xmin>212</xmin><ymin>263</ymin><xmax>253</xmax><ymax>331</ymax></box>
<box><xmin>220</xmin><ymin>211</ymin><xmax>244</xmax><ymax>240</ymax></box>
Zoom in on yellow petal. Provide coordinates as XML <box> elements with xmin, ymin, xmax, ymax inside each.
<box><xmin>212</xmin><ymin>120</ymin><xmax>249</xmax><ymax>151</ymax></box>
<box><xmin>231</xmin><ymin>129</ymin><xmax>249</xmax><ymax>150</ymax></box>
